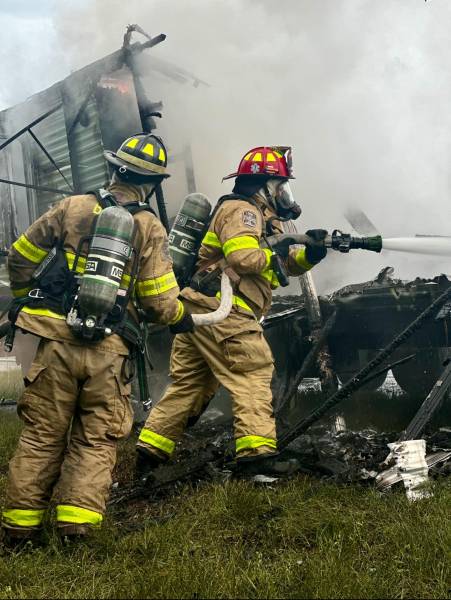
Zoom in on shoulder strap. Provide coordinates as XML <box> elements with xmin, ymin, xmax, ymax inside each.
<box><xmin>125</xmin><ymin>203</ymin><xmax>156</xmax><ymax>217</ymax></box>
<box><xmin>88</xmin><ymin>189</ymin><xmax>156</xmax><ymax>217</ymax></box>
<box><xmin>87</xmin><ymin>188</ymin><xmax>118</xmax><ymax>209</ymax></box>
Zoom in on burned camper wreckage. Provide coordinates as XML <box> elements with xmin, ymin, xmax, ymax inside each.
<box><xmin>0</xmin><ymin>29</ymin><xmax>449</xmax><ymax>491</ymax></box>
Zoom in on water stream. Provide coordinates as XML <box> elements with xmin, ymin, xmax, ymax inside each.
<box><xmin>382</xmin><ymin>237</ymin><xmax>451</xmax><ymax>257</ymax></box>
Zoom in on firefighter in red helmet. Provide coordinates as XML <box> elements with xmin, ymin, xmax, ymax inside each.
<box><xmin>136</xmin><ymin>146</ymin><xmax>327</xmax><ymax>476</ymax></box>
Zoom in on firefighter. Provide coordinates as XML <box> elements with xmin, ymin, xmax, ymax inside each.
<box><xmin>136</xmin><ymin>146</ymin><xmax>327</xmax><ymax>476</ymax></box>
<box><xmin>0</xmin><ymin>133</ymin><xmax>193</xmax><ymax>546</ymax></box>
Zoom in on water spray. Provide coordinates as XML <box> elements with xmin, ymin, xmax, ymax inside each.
<box><xmin>268</xmin><ymin>231</ymin><xmax>451</xmax><ymax>257</ymax></box>
<box><xmin>382</xmin><ymin>236</ymin><xmax>451</xmax><ymax>257</ymax></box>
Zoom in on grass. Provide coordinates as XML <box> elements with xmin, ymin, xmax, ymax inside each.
<box><xmin>0</xmin><ymin>412</ymin><xmax>450</xmax><ymax>599</ymax></box>
<box><xmin>0</xmin><ymin>369</ymin><xmax>23</xmax><ymax>404</ymax></box>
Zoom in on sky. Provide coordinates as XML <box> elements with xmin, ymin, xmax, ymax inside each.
<box><xmin>1</xmin><ymin>0</ymin><xmax>450</xmax><ymax>294</ymax></box>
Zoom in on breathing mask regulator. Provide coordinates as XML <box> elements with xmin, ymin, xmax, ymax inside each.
<box><xmin>264</xmin><ymin>179</ymin><xmax>302</xmax><ymax>222</ymax></box>
<box><xmin>262</xmin><ymin>178</ymin><xmax>302</xmax><ymax>288</ymax></box>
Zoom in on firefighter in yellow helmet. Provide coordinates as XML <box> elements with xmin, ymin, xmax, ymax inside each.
<box><xmin>0</xmin><ymin>133</ymin><xmax>193</xmax><ymax>547</ymax></box>
<box><xmin>136</xmin><ymin>146</ymin><xmax>327</xmax><ymax>477</ymax></box>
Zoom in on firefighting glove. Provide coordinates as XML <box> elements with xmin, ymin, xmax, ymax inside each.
<box><xmin>305</xmin><ymin>229</ymin><xmax>328</xmax><ymax>264</ymax></box>
<box><xmin>265</xmin><ymin>235</ymin><xmax>293</xmax><ymax>258</ymax></box>
<box><xmin>169</xmin><ymin>307</ymin><xmax>194</xmax><ymax>335</ymax></box>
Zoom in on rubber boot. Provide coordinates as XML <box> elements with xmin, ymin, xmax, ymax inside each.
<box><xmin>235</xmin><ymin>453</ymin><xmax>300</xmax><ymax>477</ymax></box>
<box><xmin>57</xmin><ymin>523</ymin><xmax>91</xmax><ymax>546</ymax></box>
<box><xmin>0</xmin><ymin>525</ymin><xmax>40</xmax><ymax>551</ymax></box>
<box><xmin>135</xmin><ymin>446</ymin><xmax>167</xmax><ymax>485</ymax></box>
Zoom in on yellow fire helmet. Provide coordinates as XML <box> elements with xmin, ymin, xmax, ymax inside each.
<box><xmin>104</xmin><ymin>133</ymin><xmax>170</xmax><ymax>179</ymax></box>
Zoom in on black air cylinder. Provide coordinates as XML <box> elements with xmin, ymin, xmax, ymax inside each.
<box><xmin>79</xmin><ymin>206</ymin><xmax>134</xmax><ymax>317</ymax></box>
<box><xmin>169</xmin><ymin>193</ymin><xmax>212</xmax><ymax>285</ymax></box>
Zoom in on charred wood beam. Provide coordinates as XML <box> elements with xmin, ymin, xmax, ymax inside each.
<box><xmin>154</xmin><ymin>184</ymin><xmax>170</xmax><ymax>233</ymax></box>
<box><xmin>398</xmin><ymin>360</ymin><xmax>451</xmax><ymax>441</ymax></box>
<box><xmin>276</xmin><ymin>311</ymin><xmax>337</xmax><ymax>416</ymax></box>
<box><xmin>358</xmin><ymin>353</ymin><xmax>416</xmax><ymax>387</ymax></box>
<box><xmin>0</xmin><ymin>105</ymin><xmax>62</xmax><ymax>153</ymax></box>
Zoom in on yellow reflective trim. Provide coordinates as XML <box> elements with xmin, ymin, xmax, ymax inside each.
<box><xmin>139</xmin><ymin>429</ymin><xmax>175</xmax><ymax>455</ymax></box>
<box><xmin>216</xmin><ymin>291</ymin><xmax>253</xmax><ymax>313</ymax></box>
<box><xmin>266</xmin><ymin>152</ymin><xmax>276</xmax><ymax>162</ymax></box>
<box><xmin>136</xmin><ymin>272</ymin><xmax>178</xmax><ymax>298</ymax></box>
<box><xmin>116</xmin><ymin>150</ymin><xmax>166</xmax><ymax>174</ymax></box>
<box><xmin>56</xmin><ymin>505</ymin><xmax>103</xmax><ymax>527</ymax></box>
<box><xmin>12</xmin><ymin>235</ymin><xmax>48</xmax><ymax>264</ymax></box>
<box><xmin>244</xmin><ymin>152</ymin><xmax>252</xmax><ymax>161</ymax></box>
<box><xmin>11</xmin><ymin>286</ymin><xmax>32</xmax><ymax>298</ymax></box>
<box><xmin>22</xmin><ymin>306</ymin><xmax>65</xmax><ymax>320</ymax></box>
<box><xmin>260</xmin><ymin>268</ymin><xmax>280</xmax><ymax>288</ymax></box>
<box><xmin>142</xmin><ymin>143</ymin><xmax>154</xmax><ymax>156</ymax></box>
<box><xmin>295</xmin><ymin>248</ymin><xmax>313</xmax><ymax>271</ymax></box>
<box><xmin>260</xmin><ymin>269</ymin><xmax>273</xmax><ymax>284</ymax></box>
<box><xmin>2</xmin><ymin>508</ymin><xmax>45</xmax><ymax>527</ymax></box>
<box><xmin>202</xmin><ymin>231</ymin><xmax>222</xmax><ymax>248</ymax></box>
<box><xmin>273</xmin><ymin>150</ymin><xmax>283</xmax><ymax>158</ymax></box>
<box><xmin>169</xmin><ymin>300</ymin><xmax>185</xmax><ymax>325</ymax></box>
<box><xmin>121</xmin><ymin>272</ymin><xmax>132</xmax><ymax>288</ymax></box>
<box><xmin>262</xmin><ymin>248</ymin><xmax>273</xmax><ymax>269</ymax></box>
<box><xmin>65</xmin><ymin>252</ymin><xmax>86</xmax><ymax>273</ymax></box>
<box><xmin>236</xmin><ymin>435</ymin><xmax>277</xmax><ymax>453</ymax></box>
<box><xmin>159</xmin><ymin>148</ymin><xmax>166</xmax><ymax>162</ymax></box>
<box><xmin>253</xmin><ymin>152</ymin><xmax>262</xmax><ymax>162</ymax></box>
<box><xmin>93</xmin><ymin>203</ymin><xmax>102</xmax><ymax>215</ymax></box>
<box><xmin>126</xmin><ymin>138</ymin><xmax>139</xmax><ymax>149</ymax></box>
<box><xmin>223</xmin><ymin>235</ymin><xmax>259</xmax><ymax>258</ymax></box>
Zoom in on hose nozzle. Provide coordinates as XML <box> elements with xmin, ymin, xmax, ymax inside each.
<box><xmin>327</xmin><ymin>230</ymin><xmax>382</xmax><ymax>253</ymax></box>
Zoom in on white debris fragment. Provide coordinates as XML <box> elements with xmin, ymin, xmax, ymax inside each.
<box><xmin>298</xmin><ymin>377</ymin><xmax>322</xmax><ymax>393</ymax></box>
<box><xmin>376</xmin><ymin>439</ymin><xmax>432</xmax><ymax>501</ymax></box>
<box><xmin>251</xmin><ymin>474</ymin><xmax>279</xmax><ymax>484</ymax></box>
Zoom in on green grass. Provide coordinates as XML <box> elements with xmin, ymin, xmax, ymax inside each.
<box><xmin>0</xmin><ymin>370</ymin><xmax>23</xmax><ymax>404</ymax></box>
<box><xmin>0</xmin><ymin>412</ymin><xmax>450</xmax><ymax>599</ymax></box>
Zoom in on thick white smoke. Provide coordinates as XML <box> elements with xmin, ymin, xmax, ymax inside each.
<box><xmin>4</xmin><ymin>0</ymin><xmax>451</xmax><ymax>293</ymax></box>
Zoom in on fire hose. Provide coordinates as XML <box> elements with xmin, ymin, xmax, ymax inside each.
<box><xmin>191</xmin><ymin>272</ymin><xmax>233</xmax><ymax>326</ymax></box>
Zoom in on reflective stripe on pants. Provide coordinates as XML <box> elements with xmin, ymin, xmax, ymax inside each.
<box><xmin>235</xmin><ymin>435</ymin><xmax>277</xmax><ymax>454</ymax></box>
<box><xmin>56</xmin><ymin>505</ymin><xmax>103</xmax><ymax>528</ymax></box>
<box><xmin>2</xmin><ymin>508</ymin><xmax>45</xmax><ymax>528</ymax></box>
<box><xmin>138</xmin><ymin>429</ymin><xmax>176</xmax><ymax>455</ymax></box>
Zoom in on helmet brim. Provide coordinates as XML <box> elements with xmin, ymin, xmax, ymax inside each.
<box><xmin>222</xmin><ymin>172</ymin><xmax>295</xmax><ymax>182</ymax></box>
<box><xmin>104</xmin><ymin>151</ymin><xmax>170</xmax><ymax>179</ymax></box>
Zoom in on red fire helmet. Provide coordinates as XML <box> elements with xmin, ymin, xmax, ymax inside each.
<box><xmin>223</xmin><ymin>146</ymin><xmax>294</xmax><ymax>180</ymax></box>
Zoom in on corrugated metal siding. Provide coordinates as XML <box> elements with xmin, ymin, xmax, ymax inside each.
<box><xmin>0</xmin><ymin>146</ymin><xmax>17</xmax><ymax>248</ymax></box>
<box><xmin>32</xmin><ymin>107</ymin><xmax>73</xmax><ymax>215</ymax></box>
<box><xmin>69</xmin><ymin>96</ymin><xmax>109</xmax><ymax>193</ymax></box>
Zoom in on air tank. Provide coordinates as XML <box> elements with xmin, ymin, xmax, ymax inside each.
<box><xmin>169</xmin><ymin>193</ymin><xmax>212</xmax><ymax>286</ymax></box>
<box><xmin>79</xmin><ymin>206</ymin><xmax>134</xmax><ymax>317</ymax></box>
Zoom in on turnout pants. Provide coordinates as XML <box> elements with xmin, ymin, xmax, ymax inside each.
<box><xmin>138</xmin><ymin>311</ymin><xmax>276</xmax><ymax>459</ymax></box>
<box><xmin>2</xmin><ymin>339</ymin><xmax>132</xmax><ymax>533</ymax></box>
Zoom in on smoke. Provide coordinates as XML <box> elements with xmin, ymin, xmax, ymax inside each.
<box><xmin>5</xmin><ymin>0</ymin><xmax>451</xmax><ymax>293</ymax></box>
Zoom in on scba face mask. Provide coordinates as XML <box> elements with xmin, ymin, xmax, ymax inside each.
<box><xmin>265</xmin><ymin>179</ymin><xmax>302</xmax><ymax>220</ymax></box>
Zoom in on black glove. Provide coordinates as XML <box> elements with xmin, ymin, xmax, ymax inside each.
<box><xmin>265</xmin><ymin>235</ymin><xmax>292</xmax><ymax>258</ymax></box>
<box><xmin>305</xmin><ymin>229</ymin><xmax>328</xmax><ymax>264</ymax></box>
<box><xmin>169</xmin><ymin>309</ymin><xmax>194</xmax><ymax>335</ymax></box>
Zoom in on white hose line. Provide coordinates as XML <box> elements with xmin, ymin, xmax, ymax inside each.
<box><xmin>191</xmin><ymin>272</ymin><xmax>233</xmax><ymax>326</ymax></box>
